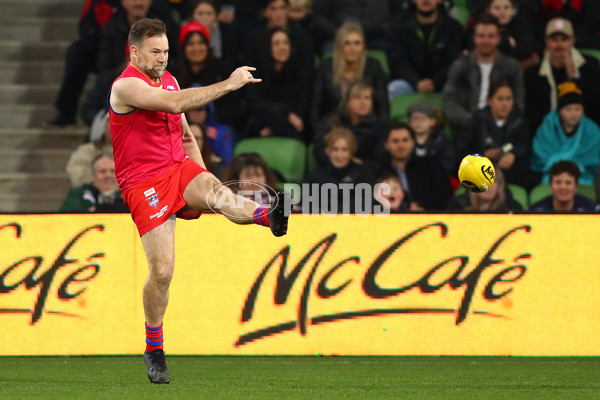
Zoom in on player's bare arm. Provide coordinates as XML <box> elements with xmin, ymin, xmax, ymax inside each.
<box><xmin>110</xmin><ymin>66</ymin><xmax>261</xmax><ymax>115</ymax></box>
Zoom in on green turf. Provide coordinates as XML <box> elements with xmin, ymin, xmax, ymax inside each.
<box><xmin>1</xmin><ymin>356</ymin><xmax>599</xmax><ymax>399</ymax></box>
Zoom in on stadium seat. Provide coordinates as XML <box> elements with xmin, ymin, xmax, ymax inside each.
<box><xmin>452</xmin><ymin>0</ymin><xmax>471</xmax><ymax>27</ymax></box>
<box><xmin>507</xmin><ymin>184</ymin><xmax>528</xmax><ymax>209</ymax></box>
<box><xmin>234</xmin><ymin>137</ymin><xmax>306</xmax><ymax>184</ymax></box>
<box><xmin>529</xmin><ymin>184</ymin><xmax>552</xmax><ymax>206</ymax></box>
<box><xmin>576</xmin><ymin>185</ymin><xmax>596</xmax><ymax>202</ymax></box>
<box><xmin>390</xmin><ymin>92</ymin><xmax>443</xmax><ymax>122</ymax></box>
<box><xmin>306</xmin><ymin>142</ymin><xmax>318</xmax><ymax>174</ymax></box>
<box><xmin>578</xmin><ymin>48</ymin><xmax>600</xmax><ymax>63</ymax></box>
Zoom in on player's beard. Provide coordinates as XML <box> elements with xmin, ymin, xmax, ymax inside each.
<box><xmin>147</xmin><ymin>62</ymin><xmax>167</xmax><ymax>80</ymax></box>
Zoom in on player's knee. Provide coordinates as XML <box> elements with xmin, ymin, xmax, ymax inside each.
<box><xmin>149</xmin><ymin>261</ymin><xmax>174</xmax><ymax>287</ymax></box>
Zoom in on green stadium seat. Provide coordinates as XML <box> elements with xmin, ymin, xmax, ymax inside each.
<box><xmin>576</xmin><ymin>185</ymin><xmax>596</xmax><ymax>202</ymax></box>
<box><xmin>306</xmin><ymin>142</ymin><xmax>318</xmax><ymax>174</ymax></box>
<box><xmin>507</xmin><ymin>184</ymin><xmax>528</xmax><ymax>209</ymax></box>
<box><xmin>529</xmin><ymin>184</ymin><xmax>552</xmax><ymax>206</ymax></box>
<box><xmin>578</xmin><ymin>48</ymin><xmax>600</xmax><ymax>62</ymax></box>
<box><xmin>234</xmin><ymin>137</ymin><xmax>306</xmax><ymax>184</ymax></box>
<box><xmin>389</xmin><ymin>92</ymin><xmax>443</xmax><ymax>122</ymax></box>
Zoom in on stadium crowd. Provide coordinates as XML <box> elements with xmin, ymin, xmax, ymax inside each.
<box><xmin>56</xmin><ymin>0</ymin><xmax>600</xmax><ymax>213</ymax></box>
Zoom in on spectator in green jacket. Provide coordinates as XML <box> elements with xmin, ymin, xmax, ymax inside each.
<box><xmin>60</xmin><ymin>154</ymin><xmax>128</xmax><ymax>213</ymax></box>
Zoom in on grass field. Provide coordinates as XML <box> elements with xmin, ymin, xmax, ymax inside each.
<box><xmin>1</xmin><ymin>356</ymin><xmax>599</xmax><ymax>399</ymax></box>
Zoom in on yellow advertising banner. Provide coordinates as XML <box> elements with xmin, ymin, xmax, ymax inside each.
<box><xmin>1</xmin><ymin>214</ymin><xmax>599</xmax><ymax>356</ymax></box>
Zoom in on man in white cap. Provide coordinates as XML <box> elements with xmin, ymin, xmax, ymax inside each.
<box><xmin>525</xmin><ymin>17</ymin><xmax>600</xmax><ymax>131</ymax></box>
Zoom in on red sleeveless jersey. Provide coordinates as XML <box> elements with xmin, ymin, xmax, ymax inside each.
<box><xmin>109</xmin><ymin>63</ymin><xmax>187</xmax><ymax>189</ymax></box>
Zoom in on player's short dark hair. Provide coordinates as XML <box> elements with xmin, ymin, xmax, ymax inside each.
<box><xmin>384</xmin><ymin>121</ymin><xmax>415</xmax><ymax>142</ymax></box>
<box><xmin>550</xmin><ymin>160</ymin><xmax>580</xmax><ymax>184</ymax></box>
<box><xmin>473</xmin><ymin>13</ymin><xmax>500</xmax><ymax>33</ymax></box>
<box><xmin>128</xmin><ymin>18</ymin><xmax>167</xmax><ymax>48</ymax></box>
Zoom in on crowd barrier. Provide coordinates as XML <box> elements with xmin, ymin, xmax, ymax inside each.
<box><xmin>1</xmin><ymin>214</ymin><xmax>599</xmax><ymax>356</ymax></box>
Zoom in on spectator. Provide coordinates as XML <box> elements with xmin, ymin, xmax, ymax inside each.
<box><xmin>244</xmin><ymin>27</ymin><xmax>311</xmax><ymax>141</ymax></box>
<box><xmin>186</xmin><ymin>0</ymin><xmax>238</xmax><ymax>74</ymax></box>
<box><xmin>447</xmin><ymin>168</ymin><xmax>523</xmax><ymax>211</ymax></box>
<box><xmin>387</xmin><ymin>0</ymin><xmax>464</xmax><ymax>98</ymax></box>
<box><xmin>222</xmin><ymin>153</ymin><xmax>278</xmax><ymax>206</ymax></box>
<box><xmin>312</xmin><ymin>0</ymin><xmax>398</xmax><ymax>51</ymax></box>
<box><xmin>456</xmin><ymin>80</ymin><xmax>539</xmax><ymax>190</ymax></box>
<box><xmin>531</xmin><ymin>81</ymin><xmax>600</xmax><ymax>185</ymax></box>
<box><xmin>185</xmin><ymin>102</ymin><xmax>235</xmax><ymax>165</ymax></box>
<box><xmin>80</xmin><ymin>0</ymin><xmax>179</xmax><ymax>126</ymax></box>
<box><xmin>374</xmin><ymin>170</ymin><xmax>410</xmax><ymax>212</ymax></box>
<box><xmin>60</xmin><ymin>154</ymin><xmax>129</xmax><ymax>213</ymax></box>
<box><xmin>175</xmin><ymin>21</ymin><xmax>243</xmax><ymax>128</ymax></box>
<box><xmin>312</xmin><ymin>80</ymin><xmax>386</xmax><ymax>171</ymax></box>
<box><xmin>47</xmin><ymin>0</ymin><xmax>119</xmax><ymax>127</ymax></box>
<box><xmin>533</xmin><ymin>0</ymin><xmax>600</xmax><ymax>49</ymax></box>
<box><xmin>529</xmin><ymin>160</ymin><xmax>600</xmax><ymax>212</ymax></box>
<box><xmin>407</xmin><ymin>100</ymin><xmax>456</xmax><ymax>177</ymax></box>
<box><xmin>484</xmin><ymin>0</ymin><xmax>538</xmax><ymax>69</ymax></box>
<box><xmin>188</xmin><ymin>122</ymin><xmax>226</xmax><ymax>179</ymax></box>
<box><xmin>442</xmin><ymin>13</ymin><xmax>524</xmax><ymax>128</ymax></box>
<box><xmin>525</xmin><ymin>17</ymin><xmax>600</xmax><ymax>131</ymax></box>
<box><xmin>243</xmin><ymin>0</ymin><xmax>315</xmax><ymax>71</ymax></box>
<box><xmin>311</xmin><ymin>22</ymin><xmax>389</xmax><ymax>129</ymax></box>
<box><xmin>304</xmin><ymin>127</ymin><xmax>376</xmax><ymax>214</ymax></box>
<box><xmin>382</xmin><ymin>121</ymin><xmax>453</xmax><ymax>210</ymax></box>
<box><xmin>287</xmin><ymin>0</ymin><xmax>335</xmax><ymax>55</ymax></box>
<box><xmin>66</xmin><ymin>110</ymin><xmax>114</xmax><ymax>187</ymax></box>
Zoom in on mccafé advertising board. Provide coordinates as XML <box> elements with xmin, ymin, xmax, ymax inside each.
<box><xmin>0</xmin><ymin>214</ymin><xmax>598</xmax><ymax>356</ymax></box>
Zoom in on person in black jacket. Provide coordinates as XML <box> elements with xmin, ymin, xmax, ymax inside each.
<box><xmin>387</xmin><ymin>0</ymin><xmax>464</xmax><ymax>98</ymax></box>
<box><xmin>457</xmin><ymin>80</ymin><xmax>539</xmax><ymax>190</ymax></box>
<box><xmin>484</xmin><ymin>0</ymin><xmax>538</xmax><ymax>69</ymax></box>
<box><xmin>312</xmin><ymin>80</ymin><xmax>385</xmax><ymax>172</ymax></box>
<box><xmin>80</xmin><ymin>0</ymin><xmax>179</xmax><ymax>126</ymax></box>
<box><xmin>47</xmin><ymin>0</ymin><xmax>119</xmax><ymax>126</ymax></box>
<box><xmin>304</xmin><ymin>127</ymin><xmax>376</xmax><ymax>214</ymax></box>
<box><xmin>311</xmin><ymin>21</ymin><xmax>389</xmax><ymax>128</ymax></box>
<box><xmin>382</xmin><ymin>121</ymin><xmax>453</xmax><ymax>211</ymax></box>
<box><xmin>244</xmin><ymin>27</ymin><xmax>311</xmax><ymax>141</ymax></box>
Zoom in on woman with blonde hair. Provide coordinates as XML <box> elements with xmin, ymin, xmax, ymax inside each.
<box><xmin>311</xmin><ymin>21</ymin><xmax>388</xmax><ymax>129</ymax></box>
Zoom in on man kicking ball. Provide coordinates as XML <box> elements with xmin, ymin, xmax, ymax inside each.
<box><xmin>108</xmin><ymin>18</ymin><xmax>289</xmax><ymax>384</ymax></box>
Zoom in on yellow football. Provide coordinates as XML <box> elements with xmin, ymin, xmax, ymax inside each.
<box><xmin>458</xmin><ymin>154</ymin><xmax>495</xmax><ymax>193</ymax></box>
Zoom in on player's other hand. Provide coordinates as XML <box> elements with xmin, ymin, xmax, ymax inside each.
<box><xmin>227</xmin><ymin>66</ymin><xmax>262</xmax><ymax>91</ymax></box>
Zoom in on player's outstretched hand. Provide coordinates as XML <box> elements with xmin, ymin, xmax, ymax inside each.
<box><xmin>227</xmin><ymin>66</ymin><xmax>261</xmax><ymax>91</ymax></box>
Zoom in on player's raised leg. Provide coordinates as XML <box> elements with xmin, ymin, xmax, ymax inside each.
<box><xmin>182</xmin><ymin>172</ymin><xmax>289</xmax><ymax>236</ymax></box>
<box><xmin>140</xmin><ymin>217</ymin><xmax>176</xmax><ymax>384</ymax></box>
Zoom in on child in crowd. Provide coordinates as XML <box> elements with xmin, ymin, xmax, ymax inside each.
<box><xmin>531</xmin><ymin>82</ymin><xmax>600</xmax><ymax>185</ymax></box>
<box><xmin>222</xmin><ymin>153</ymin><xmax>279</xmax><ymax>206</ymax></box>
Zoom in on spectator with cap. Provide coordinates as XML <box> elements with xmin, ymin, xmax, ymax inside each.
<box><xmin>529</xmin><ymin>160</ymin><xmax>600</xmax><ymax>212</ymax></box>
<box><xmin>525</xmin><ymin>17</ymin><xmax>600</xmax><ymax>130</ymax></box>
<box><xmin>407</xmin><ymin>100</ymin><xmax>456</xmax><ymax>177</ymax></box>
<box><xmin>531</xmin><ymin>81</ymin><xmax>600</xmax><ymax>185</ymax></box>
<box><xmin>442</xmin><ymin>13</ymin><xmax>524</xmax><ymax>128</ymax></box>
